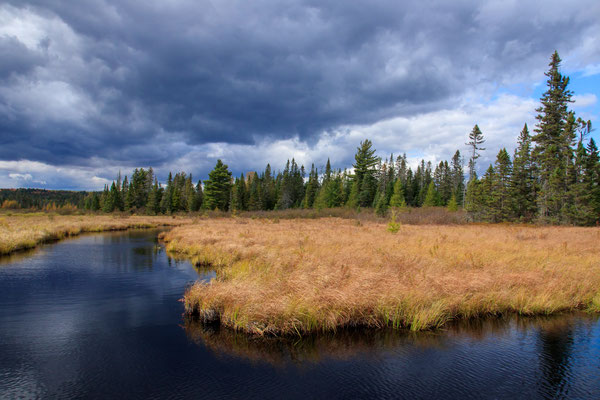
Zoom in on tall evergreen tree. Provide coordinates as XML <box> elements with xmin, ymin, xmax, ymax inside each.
<box><xmin>532</xmin><ymin>51</ymin><xmax>574</xmax><ymax>221</ymax></box>
<box><xmin>466</xmin><ymin>124</ymin><xmax>485</xmax><ymax>181</ymax></box>
<box><xmin>489</xmin><ymin>149</ymin><xmax>513</xmax><ymax>221</ymax></box>
<box><xmin>303</xmin><ymin>164</ymin><xmax>319</xmax><ymax>208</ymax></box>
<box><xmin>203</xmin><ymin>160</ymin><xmax>232</xmax><ymax>211</ymax></box>
<box><xmin>352</xmin><ymin>140</ymin><xmax>379</xmax><ymax>207</ymax></box>
<box><xmin>450</xmin><ymin>150</ymin><xmax>464</xmax><ymax>207</ymax></box>
<box><xmin>511</xmin><ymin>124</ymin><xmax>536</xmax><ymax>220</ymax></box>
<box><xmin>230</xmin><ymin>174</ymin><xmax>247</xmax><ymax>211</ymax></box>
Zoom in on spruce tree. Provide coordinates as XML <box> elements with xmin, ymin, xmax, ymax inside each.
<box><xmin>490</xmin><ymin>149</ymin><xmax>512</xmax><ymax>222</ymax></box>
<box><xmin>146</xmin><ymin>178</ymin><xmax>161</xmax><ymax>215</ymax></box>
<box><xmin>447</xmin><ymin>194</ymin><xmax>459</xmax><ymax>212</ymax></box>
<box><xmin>374</xmin><ymin>190</ymin><xmax>388</xmax><ymax>216</ymax></box>
<box><xmin>532</xmin><ymin>51</ymin><xmax>574</xmax><ymax>221</ymax></box>
<box><xmin>422</xmin><ymin>181</ymin><xmax>440</xmax><ymax>207</ymax></box>
<box><xmin>450</xmin><ymin>150</ymin><xmax>464</xmax><ymax>207</ymax></box>
<box><xmin>230</xmin><ymin>174</ymin><xmax>247</xmax><ymax>211</ymax></box>
<box><xmin>586</xmin><ymin>139</ymin><xmax>600</xmax><ymax>221</ymax></box>
<box><xmin>352</xmin><ymin>140</ymin><xmax>379</xmax><ymax>207</ymax></box>
<box><xmin>389</xmin><ymin>179</ymin><xmax>407</xmax><ymax>209</ymax></box>
<box><xmin>203</xmin><ymin>160</ymin><xmax>232</xmax><ymax>211</ymax></box>
<box><xmin>511</xmin><ymin>124</ymin><xmax>536</xmax><ymax>221</ymax></box>
<box><xmin>185</xmin><ymin>175</ymin><xmax>197</xmax><ymax>212</ymax></box>
<box><xmin>303</xmin><ymin>164</ymin><xmax>319</xmax><ymax>208</ymax></box>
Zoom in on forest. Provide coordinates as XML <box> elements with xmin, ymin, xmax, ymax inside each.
<box><xmin>3</xmin><ymin>52</ymin><xmax>599</xmax><ymax>226</ymax></box>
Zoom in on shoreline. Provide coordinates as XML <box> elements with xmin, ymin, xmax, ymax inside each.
<box><xmin>0</xmin><ymin>214</ymin><xmax>193</xmax><ymax>257</ymax></box>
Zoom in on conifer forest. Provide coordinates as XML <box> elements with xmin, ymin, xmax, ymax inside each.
<box><xmin>2</xmin><ymin>52</ymin><xmax>598</xmax><ymax>226</ymax></box>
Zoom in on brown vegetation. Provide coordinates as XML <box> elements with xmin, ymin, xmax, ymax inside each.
<box><xmin>0</xmin><ymin>213</ymin><xmax>193</xmax><ymax>255</ymax></box>
<box><xmin>164</xmin><ymin>218</ymin><xmax>600</xmax><ymax>335</ymax></box>
<box><xmin>238</xmin><ymin>206</ymin><xmax>468</xmax><ymax>225</ymax></box>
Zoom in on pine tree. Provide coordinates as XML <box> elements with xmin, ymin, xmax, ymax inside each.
<box><xmin>203</xmin><ymin>160</ymin><xmax>232</xmax><ymax>211</ymax></box>
<box><xmin>466</xmin><ymin>125</ymin><xmax>485</xmax><ymax>181</ymax></box>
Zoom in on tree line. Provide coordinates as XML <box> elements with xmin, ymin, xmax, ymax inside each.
<box><xmin>0</xmin><ymin>189</ymin><xmax>88</xmax><ymax>210</ymax></box>
<box><xmin>4</xmin><ymin>52</ymin><xmax>598</xmax><ymax>225</ymax></box>
<box><xmin>88</xmin><ymin>52</ymin><xmax>597</xmax><ymax>225</ymax></box>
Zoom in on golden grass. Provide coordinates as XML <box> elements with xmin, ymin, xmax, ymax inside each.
<box><xmin>0</xmin><ymin>213</ymin><xmax>193</xmax><ymax>255</ymax></box>
<box><xmin>163</xmin><ymin>218</ymin><xmax>600</xmax><ymax>335</ymax></box>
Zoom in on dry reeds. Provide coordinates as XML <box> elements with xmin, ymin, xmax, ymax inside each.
<box><xmin>164</xmin><ymin>218</ymin><xmax>600</xmax><ymax>335</ymax></box>
<box><xmin>0</xmin><ymin>213</ymin><xmax>192</xmax><ymax>255</ymax></box>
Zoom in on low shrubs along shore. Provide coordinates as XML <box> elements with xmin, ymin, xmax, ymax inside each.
<box><xmin>0</xmin><ymin>214</ymin><xmax>192</xmax><ymax>256</ymax></box>
<box><xmin>164</xmin><ymin>218</ymin><xmax>600</xmax><ymax>335</ymax></box>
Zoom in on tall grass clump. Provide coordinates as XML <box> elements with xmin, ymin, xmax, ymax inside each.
<box><xmin>163</xmin><ymin>218</ymin><xmax>600</xmax><ymax>336</ymax></box>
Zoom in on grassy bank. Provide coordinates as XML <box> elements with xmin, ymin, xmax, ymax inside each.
<box><xmin>163</xmin><ymin>218</ymin><xmax>600</xmax><ymax>335</ymax></box>
<box><xmin>0</xmin><ymin>213</ymin><xmax>193</xmax><ymax>255</ymax></box>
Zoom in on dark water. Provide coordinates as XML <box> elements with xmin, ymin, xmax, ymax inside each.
<box><xmin>1</xmin><ymin>230</ymin><xmax>599</xmax><ymax>399</ymax></box>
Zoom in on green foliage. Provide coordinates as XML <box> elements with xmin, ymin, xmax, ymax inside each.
<box><xmin>374</xmin><ymin>190</ymin><xmax>388</xmax><ymax>216</ymax></box>
<box><xmin>389</xmin><ymin>179</ymin><xmax>407</xmax><ymax>209</ymax></box>
<box><xmin>447</xmin><ymin>195</ymin><xmax>459</xmax><ymax>212</ymax></box>
<box><xmin>7</xmin><ymin>53</ymin><xmax>599</xmax><ymax>226</ymax></box>
<box><xmin>387</xmin><ymin>209</ymin><xmax>401</xmax><ymax>233</ymax></box>
<box><xmin>466</xmin><ymin>124</ymin><xmax>485</xmax><ymax>181</ymax></box>
<box><xmin>532</xmin><ymin>51</ymin><xmax>574</xmax><ymax>221</ymax></box>
<box><xmin>511</xmin><ymin>124</ymin><xmax>536</xmax><ymax>221</ymax></box>
<box><xmin>353</xmin><ymin>140</ymin><xmax>379</xmax><ymax>207</ymax></box>
<box><xmin>422</xmin><ymin>181</ymin><xmax>440</xmax><ymax>207</ymax></box>
<box><xmin>303</xmin><ymin>164</ymin><xmax>319</xmax><ymax>209</ymax></box>
<box><xmin>203</xmin><ymin>160</ymin><xmax>232</xmax><ymax>211</ymax></box>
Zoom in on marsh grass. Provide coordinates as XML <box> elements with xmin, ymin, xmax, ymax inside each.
<box><xmin>163</xmin><ymin>218</ymin><xmax>600</xmax><ymax>335</ymax></box>
<box><xmin>0</xmin><ymin>213</ymin><xmax>192</xmax><ymax>255</ymax></box>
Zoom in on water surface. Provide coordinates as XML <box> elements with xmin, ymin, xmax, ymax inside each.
<box><xmin>1</xmin><ymin>230</ymin><xmax>599</xmax><ymax>399</ymax></box>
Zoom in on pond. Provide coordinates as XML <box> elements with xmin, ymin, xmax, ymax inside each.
<box><xmin>1</xmin><ymin>230</ymin><xmax>599</xmax><ymax>399</ymax></box>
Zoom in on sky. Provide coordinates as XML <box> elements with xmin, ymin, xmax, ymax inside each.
<box><xmin>1</xmin><ymin>0</ymin><xmax>599</xmax><ymax>190</ymax></box>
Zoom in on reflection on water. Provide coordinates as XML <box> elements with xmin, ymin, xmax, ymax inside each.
<box><xmin>1</xmin><ymin>229</ymin><xmax>599</xmax><ymax>399</ymax></box>
<box><xmin>184</xmin><ymin>313</ymin><xmax>600</xmax><ymax>398</ymax></box>
<box><xmin>184</xmin><ymin>314</ymin><xmax>598</xmax><ymax>366</ymax></box>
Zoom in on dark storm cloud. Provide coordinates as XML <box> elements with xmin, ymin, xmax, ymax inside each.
<box><xmin>0</xmin><ymin>0</ymin><xmax>599</xmax><ymax>170</ymax></box>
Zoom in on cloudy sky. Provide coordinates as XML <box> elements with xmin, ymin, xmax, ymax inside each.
<box><xmin>1</xmin><ymin>0</ymin><xmax>599</xmax><ymax>190</ymax></box>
